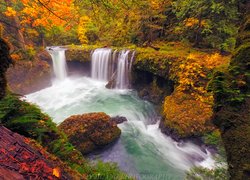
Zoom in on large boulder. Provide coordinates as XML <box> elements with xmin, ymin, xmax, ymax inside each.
<box><xmin>59</xmin><ymin>112</ymin><xmax>121</xmax><ymax>154</ymax></box>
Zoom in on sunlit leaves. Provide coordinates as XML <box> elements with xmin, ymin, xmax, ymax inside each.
<box><xmin>4</xmin><ymin>7</ymin><xmax>17</xmax><ymax>17</ymax></box>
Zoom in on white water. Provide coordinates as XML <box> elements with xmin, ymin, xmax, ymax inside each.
<box><xmin>91</xmin><ymin>48</ymin><xmax>112</xmax><ymax>81</ymax></box>
<box><xmin>116</xmin><ymin>50</ymin><xmax>134</xmax><ymax>89</ymax></box>
<box><xmin>46</xmin><ymin>47</ymin><xmax>67</xmax><ymax>80</ymax></box>
<box><xmin>25</xmin><ymin>76</ymin><xmax>215</xmax><ymax>179</ymax></box>
<box><xmin>25</xmin><ymin>48</ymin><xmax>215</xmax><ymax>179</ymax></box>
<box><xmin>91</xmin><ymin>48</ymin><xmax>135</xmax><ymax>89</ymax></box>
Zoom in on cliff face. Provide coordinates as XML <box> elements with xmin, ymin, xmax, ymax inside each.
<box><xmin>211</xmin><ymin>2</ymin><xmax>250</xmax><ymax>179</ymax></box>
<box><xmin>6</xmin><ymin>59</ymin><xmax>51</xmax><ymax>95</ymax></box>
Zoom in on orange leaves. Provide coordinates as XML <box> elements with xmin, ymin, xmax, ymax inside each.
<box><xmin>4</xmin><ymin>7</ymin><xmax>17</xmax><ymax>17</ymax></box>
<box><xmin>163</xmin><ymin>91</ymin><xmax>214</xmax><ymax>136</ymax></box>
<box><xmin>52</xmin><ymin>167</ymin><xmax>61</xmax><ymax>178</ymax></box>
<box><xmin>4</xmin><ymin>0</ymin><xmax>78</xmax><ymax>32</ymax></box>
<box><xmin>11</xmin><ymin>53</ymin><xmax>21</xmax><ymax>61</ymax></box>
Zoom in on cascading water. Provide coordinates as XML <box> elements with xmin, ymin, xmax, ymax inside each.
<box><xmin>91</xmin><ymin>48</ymin><xmax>135</xmax><ymax>89</ymax></box>
<box><xmin>25</xmin><ymin>48</ymin><xmax>216</xmax><ymax>180</ymax></box>
<box><xmin>115</xmin><ymin>50</ymin><xmax>134</xmax><ymax>89</ymax></box>
<box><xmin>91</xmin><ymin>48</ymin><xmax>112</xmax><ymax>81</ymax></box>
<box><xmin>46</xmin><ymin>47</ymin><xmax>67</xmax><ymax>80</ymax></box>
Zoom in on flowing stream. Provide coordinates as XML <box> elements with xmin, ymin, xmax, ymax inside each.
<box><xmin>26</xmin><ymin>47</ymin><xmax>215</xmax><ymax>179</ymax></box>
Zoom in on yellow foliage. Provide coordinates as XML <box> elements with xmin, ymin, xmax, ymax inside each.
<box><xmin>184</xmin><ymin>17</ymin><xmax>206</xmax><ymax>27</ymax></box>
<box><xmin>77</xmin><ymin>16</ymin><xmax>91</xmax><ymax>44</ymax></box>
<box><xmin>4</xmin><ymin>7</ymin><xmax>17</xmax><ymax>17</ymax></box>
<box><xmin>163</xmin><ymin>91</ymin><xmax>214</xmax><ymax>136</ymax></box>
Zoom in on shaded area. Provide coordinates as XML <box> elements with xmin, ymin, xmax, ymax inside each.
<box><xmin>211</xmin><ymin>1</ymin><xmax>250</xmax><ymax>179</ymax></box>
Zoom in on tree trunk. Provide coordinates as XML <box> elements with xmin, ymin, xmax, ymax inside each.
<box><xmin>194</xmin><ymin>14</ymin><xmax>202</xmax><ymax>47</ymax></box>
<box><xmin>4</xmin><ymin>0</ymin><xmax>26</xmax><ymax>50</ymax></box>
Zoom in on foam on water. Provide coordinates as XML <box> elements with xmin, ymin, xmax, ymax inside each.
<box><xmin>25</xmin><ymin>76</ymin><xmax>215</xmax><ymax>179</ymax></box>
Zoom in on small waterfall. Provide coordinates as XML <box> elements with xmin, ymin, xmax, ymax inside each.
<box><xmin>91</xmin><ymin>48</ymin><xmax>112</xmax><ymax>81</ymax></box>
<box><xmin>46</xmin><ymin>47</ymin><xmax>67</xmax><ymax>80</ymax></box>
<box><xmin>116</xmin><ymin>50</ymin><xmax>130</xmax><ymax>89</ymax></box>
<box><xmin>115</xmin><ymin>50</ymin><xmax>135</xmax><ymax>89</ymax></box>
<box><xmin>91</xmin><ymin>48</ymin><xmax>135</xmax><ymax>89</ymax></box>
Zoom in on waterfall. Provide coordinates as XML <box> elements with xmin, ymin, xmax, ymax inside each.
<box><xmin>91</xmin><ymin>48</ymin><xmax>135</xmax><ymax>89</ymax></box>
<box><xmin>46</xmin><ymin>47</ymin><xmax>67</xmax><ymax>80</ymax></box>
<box><xmin>115</xmin><ymin>50</ymin><xmax>130</xmax><ymax>89</ymax></box>
<box><xmin>91</xmin><ymin>48</ymin><xmax>112</xmax><ymax>81</ymax></box>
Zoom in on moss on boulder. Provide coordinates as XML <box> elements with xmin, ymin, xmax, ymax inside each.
<box><xmin>59</xmin><ymin>112</ymin><xmax>121</xmax><ymax>154</ymax></box>
<box><xmin>161</xmin><ymin>91</ymin><xmax>215</xmax><ymax>138</ymax></box>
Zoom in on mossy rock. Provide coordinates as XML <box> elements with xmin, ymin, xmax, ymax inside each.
<box><xmin>162</xmin><ymin>91</ymin><xmax>215</xmax><ymax>138</ymax></box>
<box><xmin>65</xmin><ymin>49</ymin><xmax>92</xmax><ymax>62</ymax></box>
<box><xmin>59</xmin><ymin>112</ymin><xmax>121</xmax><ymax>154</ymax></box>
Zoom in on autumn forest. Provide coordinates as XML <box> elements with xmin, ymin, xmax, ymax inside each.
<box><xmin>0</xmin><ymin>0</ymin><xmax>249</xmax><ymax>180</ymax></box>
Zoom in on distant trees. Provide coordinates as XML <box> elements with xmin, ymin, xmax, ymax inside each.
<box><xmin>173</xmin><ymin>0</ymin><xmax>239</xmax><ymax>51</ymax></box>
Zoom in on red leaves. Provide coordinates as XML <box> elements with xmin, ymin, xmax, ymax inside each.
<box><xmin>0</xmin><ymin>126</ymin><xmax>60</xmax><ymax>179</ymax></box>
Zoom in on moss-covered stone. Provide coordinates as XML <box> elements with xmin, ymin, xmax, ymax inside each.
<box><xmin>59</xmin><ymin>112</ymin><xmax>121</xmax><ymax>154</ymax></box>
<box><xmin>65</xmin><ymin>49</ymin><xmax>92</xmax><ymax>62</ymax></box>
<box><xmin>161</xmin><ymin>91</ymin><xmax>215</xmax><ymax>138</ymax></box>
<box><xmin>211</xmin><ymin>3</ymin><xmax>250</xmax><ymax>179</ymax></box>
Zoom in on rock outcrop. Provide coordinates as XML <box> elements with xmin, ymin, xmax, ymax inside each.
<box><xmin>211</xmin><ymin>2</ymin><xmax>250</xmax><ymax>179</ymax></box>
<box><xmin>7</xmin><ymin>59</ymin><xmax>51</xmax><ymax>95</ymax></box>
<box><xmin>110</xmin><ymin>116</ymin><xmax>127</xmax><ymax>124</ymax></box>
<box><xmin>59</xmin><ymin>112</ymin><xmax>121</xmax><ymax>154</ymax></box>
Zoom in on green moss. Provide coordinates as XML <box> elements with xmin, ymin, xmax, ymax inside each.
<box><xmin>186</xmin><ymin>166</ymin><xmax>229</xmax><ymax>180</ymax></box>
<box><xmin>88</xmin><ymin>161</ymin><xmax>133</xmax><ymax>180</ymax></box>
<box><xmin>210</xmin><ymin>8</ymin><xmax>250</xmax><ymax>179</ymax></box>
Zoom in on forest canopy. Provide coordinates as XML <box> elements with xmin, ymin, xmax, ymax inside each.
<box><xmin>0</xmin><ymin>0</ymin><xmax>241</xmax><ymax>52</ymax></box>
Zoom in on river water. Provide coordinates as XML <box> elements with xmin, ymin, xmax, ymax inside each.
<box><xmin>25</xmin><ymin>47</ymin><xmax>215</xmax><ymax>179</ymax></box>
<box><xmin>26</xmin><ymin>77</ymin><xmax>215</xmax><ymax>179</ymax></box>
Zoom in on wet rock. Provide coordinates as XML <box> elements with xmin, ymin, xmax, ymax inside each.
<box><xmin>110</xmin><ymin>116</ymin><xmax>128</xmax><ymax>124</ymax></box>
<box><xmin>105</xmin><ymin>72</ymin><xmax>117</xmax><ymax>89</ymax></box>
<box><xmin>59</xmin><ymin>112</ymin><xmax>121</xmax><ymax>155</ymax></box>
<box><xmin>105</xmin><ymin>79</ymin><xmax>116</xmax><ymax>89</ymax></box>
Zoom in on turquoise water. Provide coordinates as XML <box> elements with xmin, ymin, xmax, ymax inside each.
<box><xmin>26</xmin><ymin>76</ymin><xmax>215</xmax><ymax>180</ymax></box>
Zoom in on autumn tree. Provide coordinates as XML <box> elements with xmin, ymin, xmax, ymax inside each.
<box><xmin>75</xmin><ymin>0</ymin><xmax>172</xmax><ymax>46</ymax></box>
<box><xmin>1</xmin><ymin>0</ymin><xmax>78</xmax><ymax>49</ymax></box>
